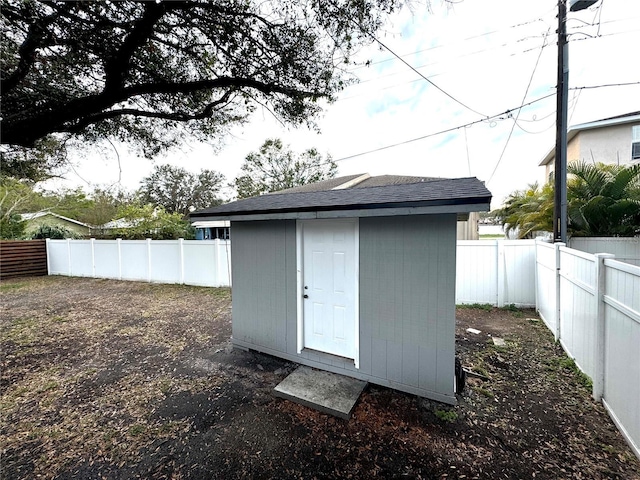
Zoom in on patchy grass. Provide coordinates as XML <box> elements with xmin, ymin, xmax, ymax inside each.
<box><xmin>1</xmin><ymin>277</ymin><xmax>638</xmax><ymax>480</ymax></box>
<box><xmin>457</xmin><ymin>302</ymin><xmax>494</xmax><ymax>311</ymax></box>
<box><xmin>434</xmin><ymin>408</ymin><xmax>458</xmax><ymax>423</ymax></box>
<box><xmin>501</xmin><ymin>303</ymin><xmax>525</xmax><ymax>317</ymax></box>
<box><xmin>0</xmin><ymin>282</ymin><xmax>27</xmax><ymax>291</ymax></box>
<box><xmin>546</xmin><ymin>355</ymin><xmax>593</xmax><ymax>390</ymax></box>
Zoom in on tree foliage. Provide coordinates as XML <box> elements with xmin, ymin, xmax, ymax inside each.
<box><xmin>109</xmin><ymin>203</ymin><xmax>194</xmax><ymax>240</ymax></box>
<box><xmin>567</xmin><ymin>162</ymin><xmax>640</xmax><ymax>236</ymax></box>
<box><xmin>0</xmin><ymin>137</ymin><xmax>69</xmax><ymax>181</ymax></box>
<box><xmin>1</xmin><ymin>0</ymin><xmax>402</xmax><ymax>169</ymax></box>
<box><xmin>30</xmin><ymin>224</ymin><xmax>79</xmax><ymax>240</ymax></box>
<box><xmin>0</xmin><ymin>213</ymin><xmax>26</xmax><ymax>239</ymax></box>
<box><xmin>493</xmin><ymin>163</ymin><xmax>640</xmax><ymax>238</ymax></box>
<box><xmin>139</xmin><ymin>164</ymin><xmax>225</xmax><ymax>216</ymax></box>
<box><xmin>234</xmin><ymin>138</ymin><xmax>337</xmax><ymax>198</ymax></box>
<box><xmin>0</xmin><ymin>176</ymin><xmax>37</xmax><ymax>224</ymax></box>
<box><xmin>493</xmin><ymin>182</ymin><xmax>554</xmax><ymax>239</ymax></box>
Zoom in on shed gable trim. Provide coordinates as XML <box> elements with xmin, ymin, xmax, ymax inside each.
<box><xmin>195</xmin><ymin>202</ymin><xmax>489</xmax><ymax>222</ymax></box>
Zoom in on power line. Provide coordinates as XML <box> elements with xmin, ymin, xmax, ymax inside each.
<box><xmin>350</xmin><ymin>19</ymin><xmax>488</xmax><ymax>118</ymax></box>
<box><xmin>348</xmin><ymin>15</ymin><xmax>551</xmax><ymax>72</ymax></box>
<box><xmin>571</xmin><ymin>81</ymin><xmax>640</xmax><ymax>90</ymax></box>
<box><xmin>328</xmin><ymin>80</ymin><xmax>638</xmax><ymax>165</ymax></box>
<box><xmin>331</xmin><ymin>92</ymin><xmax>556</xmax><ymax>163</ymax></box>
<box><xmin>487</xmin><ymin>28</ymin><xmax>550</xmax><ymax>183</ymax></box>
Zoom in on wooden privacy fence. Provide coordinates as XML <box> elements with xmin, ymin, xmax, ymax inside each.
<box><xmin>0</xmin><ymin>240</ymin><xmax>48</xmax><ymax>280</ymax></box>
<box><xmin>535</xmin><ymin>239</ymin><xmax>640</xmax><ymax>460</ymax></box>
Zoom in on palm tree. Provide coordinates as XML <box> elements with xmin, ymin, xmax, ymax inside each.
<box><xmin>567</xmin><ymin>162</ymin><xmax>640</xmax><ymax>236</ymax></box>
<box><xmin>492</xmin><ymin>182</ymin><xmax>553</xmax><ymax>239</ymax></box>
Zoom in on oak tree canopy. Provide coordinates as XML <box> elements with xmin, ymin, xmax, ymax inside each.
<box><xmin>1</xmin><ymin>0</ymin><xmax>402</xmax><ymax>177</ymax></box>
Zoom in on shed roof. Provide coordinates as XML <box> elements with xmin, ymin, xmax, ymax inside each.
<box><xmin>191</xmin><ymin>174</ymin><xmax>491</xmax><ymax>221</ymax></box>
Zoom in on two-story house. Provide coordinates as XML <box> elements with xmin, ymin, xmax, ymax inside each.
<box><xmin>539</xmin><ymin>111</ymin><xmax>640</xmax><ymax>180</ymax></box>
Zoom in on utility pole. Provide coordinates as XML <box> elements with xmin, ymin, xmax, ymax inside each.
<box><xmin>554</xmin><ymin>0</ymin><xmax>568</xmax><ymax>243</ymax></box>
<box><xmin>554</xmin><ymin>0</ymin><xmax>599</xmax><ymax>243</ymax></box>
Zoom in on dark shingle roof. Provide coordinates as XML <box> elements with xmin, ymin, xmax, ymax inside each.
<box><xmin>191</xmin><ymin>175</ymin><xmax>491</xmax><ymax>219</ymax></box>
<box><xmin>270</xmin><ymin>174</ymin><xmax>366</xmax><ymax>194</ymax></box>
<box><xmin>353</xmin><ymin>175</ymin><xmax>441</xmax><ymax>188</ymax></box>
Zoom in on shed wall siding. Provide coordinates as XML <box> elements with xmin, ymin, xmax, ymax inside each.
<box><xmin>359</xmin><ymin>215</ymin><xmax>457</xmax><ymax>398</ymax></box>
<box><xmin>230</xmin><ymin>221</ymin><xmax>296</xmax><ymax>353</ymax></box>
<box><xmin>230</xmin><ymin>215</ymin><xmax>457</xmax><ymax>404</ymax></box>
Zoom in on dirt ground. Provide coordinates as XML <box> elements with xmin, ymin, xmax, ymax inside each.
<box><xmin>1</xmin><ymin>276</ymin><xmax>639</xmax><ymax>480</ymax></box>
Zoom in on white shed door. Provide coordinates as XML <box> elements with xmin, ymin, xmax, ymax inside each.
<box><xmin>302</xmin><ymin>220</ymin><xmax>357</xmax><ymax>359</ymax></box>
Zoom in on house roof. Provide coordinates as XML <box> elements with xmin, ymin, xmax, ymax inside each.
<box><xmin>539</xmin><ymin>111</ymin><xmax>640</xmax><ymax>166</ymax></box>
<box><xmin>99</xmin><ymin>218</ymin><xmax>136</xmax><ymax>229</ymax></box>
<box><xmin>20</xmin><ymin>211</ymin><xmax>91</xmax><ymax>228</ymax></box>
<box><xmin>191</xmin><ymin>174</ymin><xmax>492</xmax><ymax>221</ymax></box>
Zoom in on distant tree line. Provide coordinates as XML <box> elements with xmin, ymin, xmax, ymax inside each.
<box><xmin>1</xmin><ymin>138</ymin><xmax>337</xmax><ymax>240</ymax></box>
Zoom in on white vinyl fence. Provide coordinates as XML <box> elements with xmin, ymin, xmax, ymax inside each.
<box><xmin>47</xmin><ymin>238</ymin><xmax>231</xmax><ymax>287</ymax></box>
<box><xmin>535</xmin><ymin>239</ymin><xmax>640</xmax><ymax>460</ymax></box>
<box><xmin>47</xmin><ymin>238</ymin><xmax>539</xmax><ymax>304</ymax></box>
<box><xmin>569</xmin><ymin>237</ymin><xmax>640</xmax><ymax>266</ymax></box>
<box><xmin>456</xmin><ymin>240</ymin><xmax>536</xmax><ymax>307</ymax></box>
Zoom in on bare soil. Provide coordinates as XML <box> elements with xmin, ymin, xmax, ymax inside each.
<box><xmin>1</xmin><ymin>276</ymin><xmax>638</xmax><ymax>480</ymax></box>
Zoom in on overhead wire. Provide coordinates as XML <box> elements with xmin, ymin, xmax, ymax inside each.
<box><xmin>323</xmin><ymin>1</ymin><xmax>639</xmax><ymax>168</ymax></box>
<box><xmin>487</xmin><ymin>27</ymin><xmax>551</xmax><ymax>183</ymax></box>
<box><xmin>347</xmin><ymin>14</ymin><xmax>551</xmax><ymax>72</ymax></box>
<box><xmin>327</xmin><ymin>79</ymin><xmax>637</xmax><ymax>166</ymax></box>
<box><xmin>329</xmin><ymin>92</ymin><xmax>556</xmax><ymax>164</ymax></box>
<box><xmin>347</xmin><ymin>15</ymin><xmax>489</xmax><ymax>118</ymax></box>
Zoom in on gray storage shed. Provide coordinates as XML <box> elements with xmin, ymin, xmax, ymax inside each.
<box><xmin>191</xmin><ymin>174</ymin><xmax>491</xmax><ymax>404</ymax></box>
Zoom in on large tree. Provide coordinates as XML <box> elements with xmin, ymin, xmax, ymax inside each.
<box><xmin>234</xmin><ymin>138</ymin><xmax>337</xmax><ymax>199</ymax></box>
<box><xmin>1</xmin><ymin>0</ymin><xmax>402</xmax><ymax>170</ymax></box>
<box><xmin>139</xmin><ymin>164</ymin><xmax>225</xmax><ymax>216</ymax></box>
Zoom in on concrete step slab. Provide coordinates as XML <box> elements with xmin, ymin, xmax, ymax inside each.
<box><xmin>274</xmin><ymin>366</ymin><xmax>367</xmax><ymax>419</ymax></box>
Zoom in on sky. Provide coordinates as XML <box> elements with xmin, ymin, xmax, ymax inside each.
<box><xmin>46</xmin><ymin>0</ymin><xmax>640</xmax><ymax>209</ymax></box>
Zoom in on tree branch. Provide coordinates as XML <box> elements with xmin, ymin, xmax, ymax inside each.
<box><xmin>1</xmin><ymin>5</ymin><xmax>58</xmax><ymax>94</ymax></box>
<box><xmin>65</xmin><ymin>90</ymin><xmax>238</xmax><ymax>133</ymax></box>
<box><xmin>103</xmin><ymin>2</ymin><xmax>166</xmax><ymax>94</ymax></box>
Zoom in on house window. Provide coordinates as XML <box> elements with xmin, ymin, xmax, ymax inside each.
<box><xmin>213</xmin><ymin>227</ymin><xmax>230</xmax><ymax>240</ymax></box>
<box><xmin>633</xmin><ymin>125</ymin><xmax>640</xmax><ymax>161</ymax></box>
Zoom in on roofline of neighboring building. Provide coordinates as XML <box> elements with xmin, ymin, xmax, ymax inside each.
<box><xmin>191</xmin><ymin>220</ymin><xmax>231</xmax><ymax>228</ymax></box>
<box><xmin>539</xmin><ymin>111</ymin><xmax>640</xmax><ymax>166</ymax></box>
<box><xmin>20</xmin><ymin>211</ymin><xmax>91</xmax><ymax>228</ymax></box>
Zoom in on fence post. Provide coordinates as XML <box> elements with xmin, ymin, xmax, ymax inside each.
<box><xmin>534</xmin><ymin>239</ymin><xmax>540</xmax><ymax>312</ymax></box>
<box><xmin>147</xmin><ymin>238</ymin><xmax>152</xmax><ymax>283</ymax></box>
<box><xmin>67</xmin><ymin>238</ymin><xmax>72</xmax><ymax>276</ymax></box>
<box><xmin>90</xmin><ymin>238</ymin><xmax>96</xmax><ymax>278</ymax></box>
<box><xmin>179</xmin><ymin>238</ymin><xmax>185</xmax><ymax>285</ymax></box>
<box><xmin>117</xmin><ymin>238</ymin><xmax>122</xmax><ymax>280</ymax></box>
<box><xmin>497</xmin><ymin>240</ymin><xmax>505</xmax><ymax>307</ymax></box>
<box><xmin>214</xmin><ymin>238</ymin><xmax>221</xmax><ymax>287</ymax></box>
<box><xmin>45</xmin><ymin>238</ymin><xmax>51</xmax><ymax>275</ymax></box>
<box><xmin>554</xmin><ymin>242</ymin><xmax>565</xmax><ymax>341</ymax></box>
<box><xmin>593</xmin><ymin>253</ymin><xmax>615</xmax><ymax>401</ymax></box>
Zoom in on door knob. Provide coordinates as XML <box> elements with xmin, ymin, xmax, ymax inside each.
<box><xmin>303</xmin><ymin>294</ymin><xmax>309</xmax><ymax>299</ymax></box>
